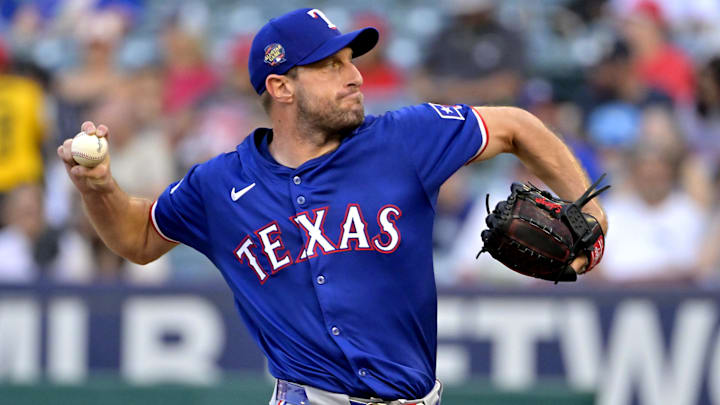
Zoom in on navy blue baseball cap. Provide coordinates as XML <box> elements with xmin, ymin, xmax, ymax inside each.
<box><xmin>249</xmin><ymin>8</ymin><xmax>379</xmax><ymax>95</ymax></box>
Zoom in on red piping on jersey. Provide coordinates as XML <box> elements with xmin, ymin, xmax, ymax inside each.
<box><xmin>465</xmin><ymin>106</ymin><xmax>490</xmax><ymax>165</ymax></box>
<box><xmin>149</xmin><ymin>200</ymin><xmax>180</xmax><ymax>244</ymax></box>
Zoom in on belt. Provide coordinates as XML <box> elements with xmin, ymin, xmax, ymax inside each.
<box><xmin>272</xmin><ymin>379</ymin><xmax>442</xmax><ymax>405</ymax></box>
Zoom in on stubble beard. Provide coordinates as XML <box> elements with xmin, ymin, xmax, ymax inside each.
<box><xmin>296</xmin><ymin>86</ymin><xmax>365</xmax><ymax>139</ymax></box>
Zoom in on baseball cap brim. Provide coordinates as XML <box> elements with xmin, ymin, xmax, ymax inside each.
<box><xmin>296</xmin><ymin>27</ymin><xmax>379</xmax><ymax>67</ymax></box>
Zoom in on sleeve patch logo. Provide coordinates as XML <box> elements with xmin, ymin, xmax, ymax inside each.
<box><xmin>428</xmin><ymin>103</ymin><xmax>465</xmax><ymax>120</ymax></box>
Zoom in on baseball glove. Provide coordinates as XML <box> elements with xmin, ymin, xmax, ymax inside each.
<box><xmin>478</xmin><ymin>174</ymin><xmax>610</xmax><ymax>283</ymax></box>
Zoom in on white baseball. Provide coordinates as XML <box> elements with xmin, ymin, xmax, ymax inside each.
<box><xmin>71</xmin><ymin>131</ymin><xmax>108</xmax><ymax>167</ymax></box>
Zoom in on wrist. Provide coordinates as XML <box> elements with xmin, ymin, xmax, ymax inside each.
<box><xmin>80</xmin><ymin>178</ymin><xmax>122</xmax><ymax>206</ymax></box>
<box><xmin>580</xmin><ymin>215</ymin><xmax>605</xmax><ymax>273</ymax></box>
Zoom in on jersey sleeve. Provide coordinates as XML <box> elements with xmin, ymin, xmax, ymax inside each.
<box><xmin>150</xmin><ymin>164</ymin><xmax>210</xmax><ymax>255</ymax></box>
<box><xmin>385</xmin><ymin>103</ymin><xmax>489</xmax><ymax>195</ymax></box>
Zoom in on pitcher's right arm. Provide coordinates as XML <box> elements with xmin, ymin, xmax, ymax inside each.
<box><xmin>57</xmin><ymin>121</ymin><xmax>177</xmax><ymax>264</ymax></box>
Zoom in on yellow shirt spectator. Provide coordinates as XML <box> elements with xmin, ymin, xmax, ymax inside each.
<box><xmin>0</xmin><ymin>74</ymin><xmax>45</xmax><ymax>192</ymax></box>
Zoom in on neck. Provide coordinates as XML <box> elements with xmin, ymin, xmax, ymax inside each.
<box><xmin>268</xmin><ymin>113</ymin><xmax>343</xmax><ymax>168</ymax></box>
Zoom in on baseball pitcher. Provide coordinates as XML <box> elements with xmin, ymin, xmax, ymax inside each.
<box><xmin>58</xmin><ymin>8</ymin><xmax>608</xmax><ymax>405</ymax></box>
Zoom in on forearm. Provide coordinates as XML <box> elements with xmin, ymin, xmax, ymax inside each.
<box><xmin>510</xmin><ymin>109</ymin><xmax>608</xmax><ymax>232</ymax></box>
<box><xmin>80</xmin><ymin>179</ymin><xmax>156</xmax><ymax>264</ymax></box>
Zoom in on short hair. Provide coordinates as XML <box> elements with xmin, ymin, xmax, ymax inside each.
<box><xmin>260</xmin><ymin>67</ymin><xmax>298</xmax><ymax>114</ymax></box>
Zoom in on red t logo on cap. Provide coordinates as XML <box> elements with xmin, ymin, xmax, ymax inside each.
<box><xmin>307</xmin><ymin>9</ymin><xmax>337</xmax><ymax>29</ymax></box>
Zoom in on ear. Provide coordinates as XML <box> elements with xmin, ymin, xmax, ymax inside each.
<box><xmin>265</xmin><ymin>74</ymin><xmax>295</xmax><ymax>105</ymax></box>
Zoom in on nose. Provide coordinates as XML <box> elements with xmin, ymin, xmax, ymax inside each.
<box><xmin>346</xmin><ymin>61</ymin><xmax>363</xmax><ymax>88</ymax></box>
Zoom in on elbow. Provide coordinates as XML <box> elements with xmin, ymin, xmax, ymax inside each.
<box><xmin>512</xmin><ymin>107</ymin><xmax>547</xmax><ymax>137</ymax></box>
<box><xmin>129</xmin><ymin>255</ymin><xmax>154</xmax><ymax>266</ymax></box>
<box><xmin>128</xmin><ymin>250</ymin><xmax>161</xmax><ymax>266</ymax></box>
<box><xmin>503</xmin><ymin>107</ymin><xmax>541</xmax><ymax>152</ymax></box>
<box><xmin>127</xmin><ymin>225</ymin><xmax>168</xmax><ymax>265</ymax></box>
<box><xmin>503</xmin><ymin>106</ymin><xmax>534</xmax><ymax>123</ymax></box>
<box><xmin>118</xmin><ymin>248</ymin><xmax>159</xmax><ymax>266</ymax></box>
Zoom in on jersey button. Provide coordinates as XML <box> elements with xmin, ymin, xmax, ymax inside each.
<box><xmin>358</xmin><ymin>369</ymin><xmax>368</xmax><ymax>377</ymax></box>
<box><xmin>316</xmin><ymin>275</ymin><xmax>326</xmax><ymax>285</ymax></box>
<box><xmin>331</xmin><ymin>326</ymin><xmax>340</xmax><ymax>336</ymax></box>
<box><xmin>296</xmin><ymin>195</ymin><xmax>306</xmax><ymax>205</ymax></box>
<box><xmin>293</xmin><ymin>176</ymin><xmax>301</xmax><ymax>185</ymax></box>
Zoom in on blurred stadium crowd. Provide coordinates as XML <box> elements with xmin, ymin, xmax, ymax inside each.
<box><xmin>1</xmin><ymin>0</ymin><xmax>720</xmax><ymax>288</ymax></box>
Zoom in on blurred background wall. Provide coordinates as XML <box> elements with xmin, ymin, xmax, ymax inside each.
<box><xmin>1</xmin><ymin>0</ymin><xmax>720</xmax><ymax>404</ymax></box>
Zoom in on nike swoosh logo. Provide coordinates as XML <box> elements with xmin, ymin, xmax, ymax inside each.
<box><xmin>231</xmin><ymin>183</ymin><xmax>256</xmax><ymax>201</ymax></box>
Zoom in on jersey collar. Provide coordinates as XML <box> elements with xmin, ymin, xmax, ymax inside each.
<box><xmin>244</xmin><ymin>120</ymin><xmax>374</xmax><ymax>175</ymax></box>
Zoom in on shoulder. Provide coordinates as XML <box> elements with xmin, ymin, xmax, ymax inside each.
<box><xmin>363</xmin><ymin>103</ymin><xmax>451</xmax><ymax>127</ymax></box>
<box><xmin>205</xmin><ymin>149</ymin><xmax>243</xmax><ymax>172</ymax></box>
<box><xmin>184</xmin><ymin>148</ymin><xmax>244</xmax><ymax>182</ymax></box>
<box><xmin>358</xmin><ymin>103</ymin><xmax>480</xmax><ymax>141</ymax></box>
<box><xmin>206</xmin><ymin>130</ymin><xmax>261</xmax><ymax>170</ymax></box>
<box><xmin>378</xmin><ymin>103</ymin><xmax>434</xmax><ymax>119</ymax></box>
<box><xmin>352</xmin><ymin>105</ymin><xmax>427</xmax><ymax>140</ymax></box>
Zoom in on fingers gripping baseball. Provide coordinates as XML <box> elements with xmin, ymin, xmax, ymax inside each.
<box><xmin>57</xmin><ymin>121</ymin><xmax>113</xmax><ymax>193</ymax></box>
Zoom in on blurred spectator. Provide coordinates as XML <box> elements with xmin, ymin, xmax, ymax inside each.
<box><xmin>414</xmin><ymin>0</ymin><xmax>525</xmax><ymax>105</ymax></box>
<box><xmin>433</xmin><ymin>169</ymin><xmax>476</xmax><ymax>284</ymax></box>
<box><xmin>697</xmin><ymin>169</ymin><xmax>720</xmax><ymax>282</ymax></box>
<box><xmin>92</xmin><ymin>74</ymin><xmax>174</xmax><ymax>199</ymax></box>
<box><xmin>580</xmin><ymin>41</ymin><xmax>672</xmax><ymax>117</ymax></box>
<box><xmin>612</xmin><ymin>0</ymin><xmax>720</xmax><ymax>60</ymax></box>
<box><xmin>636</xmin><ymin>105</ymin><xmax>713</xmax><ymax>208</ymax></box>
<box><xmin>350</xmin><ymin>12</ymin><xmax>408</xmax><ymax>114</ymax></box>
<box><xmin>51</xmin><ymin>195</ymin><xmax>122</xmax><ymax>283</ymax></box>
<box><xmin>160</xmin><ymin>19</ymin><xmax>217</xmax><ymax>115</ymax></box>
<box><xmin>620</xmin><ymin>0</ymin><xmax>695</xmax><ymax>105</ymax></box>
<box><xmin>579</xmin><ymin>40</ymin><xmax>672</xmax><ymax>186</ymax></box>
<box><xmin>51</xmin><ymin>193</ymin><xmax>168</xmax><ymax>284</ymax></box>
<box><xmin>226</xmin><ymin>35</ymin><xmax>256</xmax><ymax>99</ymax></box>
<box><xmin>0</xmin><ymin>45</ymin><xmax>47</xmax><ymax>194</ymax></box>
<box><xmin>678</xmin><ymin>56</ymin><xmax>720</xmax><ymax>165</ymax></box>
<box><xmin>174</xmin><ymin>34</ymin><xmax>265</xmax><ymax>168</ymax></box>
<box><xmin>6</xmin><ymin>3</ymin><xmax>43</xmax><ymax>55</ymax></box>
<box><xmin>55</xmin><ymin>9</ymin><xmax>127</xmax><ymax>140</ymax></box>
<box><xmin>599</xmin><ymin>146</ymin><xmax>707</xmax><ymax>284</ymax></box>
<box><xmin>0</xmin><ymin>184</ymin><xmax>59</xmax><ymax>282</ymax></box>
<box><xmin>159</xmin><ymin>17</ymin><xmax>218</xmax><ymax>171</ymax></box>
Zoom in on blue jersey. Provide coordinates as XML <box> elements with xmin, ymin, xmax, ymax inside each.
<box><xmin>151</xmin><ymin>103</ymin><xmax>488</xmax><ymax>399</ymax></box>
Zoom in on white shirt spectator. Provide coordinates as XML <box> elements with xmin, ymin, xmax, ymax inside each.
<box><xmin>601</xmin><ymin>191</ymin><xmax>706</xmax><ymax>281</ymax></box>
<box><xmin>0</xmin><ymin>226</ymin><xmax>37</xmax><ymax>282</ymax></box>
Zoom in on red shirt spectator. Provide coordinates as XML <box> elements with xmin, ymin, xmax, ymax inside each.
<box><xmin>163</xmin><ymin>65</ymin><xmax>217</xmax><ymax>113</ymax></box>
<box><xmin>351</xmin><ymin>13</ymin><xmax>404</xmax><ymax>99</ymax></box>
<box><xmin>623</xmin><ymin>1</ymin><xmax>696</xmax><ymax>104</ymax></box>
<box><xmin>161</xmin><ymin>23</ymin><xmax>218</xmax><ymax>113</ymax></box>
<box><xmin>634</xmin><ymin>43</ymin><xmax>695</xmax><ymax>104</ymax></box>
